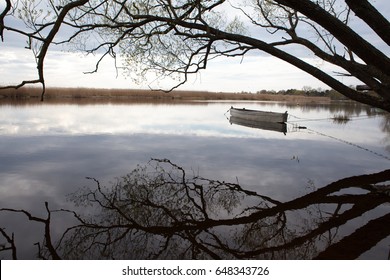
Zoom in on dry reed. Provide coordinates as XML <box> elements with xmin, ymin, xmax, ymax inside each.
<box><xmin>0</xmin><ymin>86</ymin><xmax>330</xmax><ymax>103</ymax></box>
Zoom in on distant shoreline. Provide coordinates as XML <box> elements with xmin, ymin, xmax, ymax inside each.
<box><xmin>0</xmin><ymin>86</ymin><xmax>335</xmax><ymax>103</ymax></box>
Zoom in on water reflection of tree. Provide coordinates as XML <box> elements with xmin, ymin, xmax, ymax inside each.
<box><xmin>1</xmin><ymin>159</ymin><xmax>390</xmax><ymax>260</ymax></box>
<box><xmin>286</xmin><ymin>102</ymin><xmax>374</xmax><ymax>117</ymax></box>
<box><xmin>286</xmin><ymin>102</ymin><xmax>389</xmax><ymax>121</ymax></box>
<box><xmin>380</xmin><ymin>114</ymin><xmax>390</xmax><ymax>153</ymax></box>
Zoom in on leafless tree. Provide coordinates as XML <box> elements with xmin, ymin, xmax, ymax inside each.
<box><xmin>0</xmin><ymin>0</ymin><xmax>389</xmax><ymax>109</ymax></box>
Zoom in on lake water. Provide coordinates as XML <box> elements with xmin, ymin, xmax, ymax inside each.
<box><xmin>0</xmin><ymin>100</ymin><xmax>389</xmax><ymax>259</ymax></box>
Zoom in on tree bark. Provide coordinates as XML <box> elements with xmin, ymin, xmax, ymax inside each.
<box><xmin>345</xmin><ymin>0</ymin><xmax>390</xmax><ymax>46</ymax></box>
<box><xmin>275</xmin><ymin>0</ymin><xmax>390</xmax><ymax>76</ymax></box>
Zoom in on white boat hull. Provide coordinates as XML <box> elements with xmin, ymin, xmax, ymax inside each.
<box><xmin>230</xmin><ymin>107</ymin><xmax>288</xmax><ymax>123</ymax></box>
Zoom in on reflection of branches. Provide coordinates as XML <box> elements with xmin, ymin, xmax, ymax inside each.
<box><xmin>0</xmin><ymin>227</ymin><xmax>17</xmax><ymax>259</ymax></box>
<box><xmin>55</xmin><ymin>158</ymin><xmax>268</xmax><ymax>259</ymax></box>
<box><xmin>1</xmin><ymin>160</ymin><xmax>390</xmax><ymax>259</ymax></box>
<box><xmin>54</xmin><ymin>160</ymin><xmax>390</xmax><ymax>260</ymax></box>
<box><xmin>0</xmin><ymin>202</ymin><xmax>61</xmax><ymax>259</ymax></box>
<box><xmin>315</xmin><ymin>212</ymin><xmax>390</xmax><ymax>259</ymax></box>
<box><xmin>380</xmin><ymin>114</ymin><xmax>390</xmax><ymax>153</ymax></box>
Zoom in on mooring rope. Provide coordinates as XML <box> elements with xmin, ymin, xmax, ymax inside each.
<box><xmin>285</xmin><ymin>112</ymin><xmax>390</xmax><ymax>161</ymax></box>
<box><xmin>305</xmin><ymin>126</ymin><xmax>390</xmax><ymax>161</ymax></box>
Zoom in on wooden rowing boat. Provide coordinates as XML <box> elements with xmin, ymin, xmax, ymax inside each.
<box><xmin>230</xmin><ymin>107</ymin><xmax>288</xmax><ymax>123</ymax></box>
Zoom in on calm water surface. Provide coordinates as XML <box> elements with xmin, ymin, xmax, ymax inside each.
<box><xmin>0</xmin><ymin>100</ymin><xmax>389</xmax><ymax>259</ymax></box>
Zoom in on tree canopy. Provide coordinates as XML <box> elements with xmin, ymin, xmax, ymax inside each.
<box><xmin>0</xmin><ymin>0</ymin><xmax>389</xmax><ymax>110</ymax></box>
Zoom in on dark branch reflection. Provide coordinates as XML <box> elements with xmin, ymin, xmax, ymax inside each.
<box><xmin>1</xmin><ymin>159</ymin><xmax>390</xmax><ymax>259</ymax></box>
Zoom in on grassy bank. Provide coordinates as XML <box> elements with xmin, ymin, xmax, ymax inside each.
<box><xmin>0</xmin><ymin>86</ymin><xmax>331</xmax><ymax>103</ymax></box>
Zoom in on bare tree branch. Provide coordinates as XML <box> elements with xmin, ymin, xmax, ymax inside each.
<box><xmin>0</xmin><ymin>0</ymin><xmax>12</xmax><ymax>41</ymax></box>
<box><xmin>345</xmin><ymin>0</ymin><xmax>390</xmax><ymax>46</ymax></box>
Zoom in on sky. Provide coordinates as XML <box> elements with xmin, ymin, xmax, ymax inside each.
<box><xmin>0</xmin><ymin>1</ymin><xmax>389</xmax><ymax>93</ymax></box>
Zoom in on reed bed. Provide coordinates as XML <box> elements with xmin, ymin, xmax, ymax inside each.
<box><xmin>0</xmin><ymin>86</ymin><xmax>330</xmax><ymax>103</ymax></box>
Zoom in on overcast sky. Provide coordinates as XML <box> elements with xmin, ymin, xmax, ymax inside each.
<box><xmin>0</xmin><ymin>1</ymin><xmax>389</xmax><ymax>92</ymax></box>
